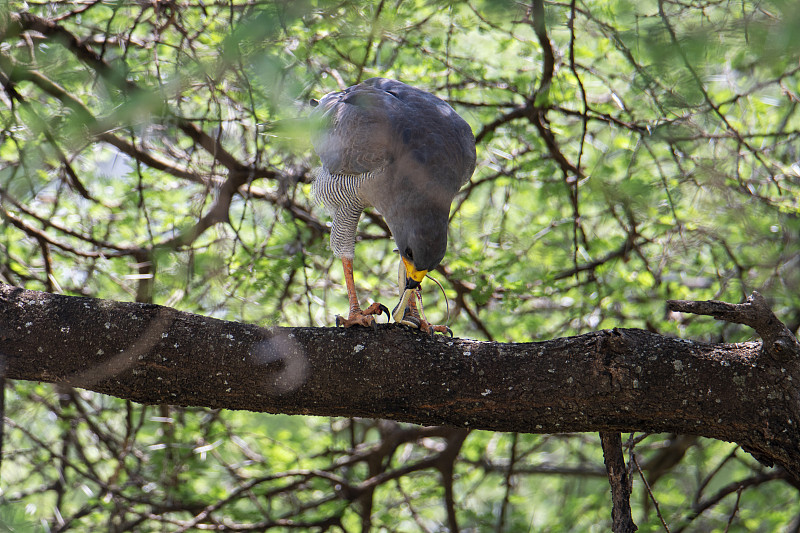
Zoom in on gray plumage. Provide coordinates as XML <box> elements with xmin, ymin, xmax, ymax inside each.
<box><xmin>310</xmin><ymin>77</ymin><xmax>476</xmax><ymax>272</ymax></box>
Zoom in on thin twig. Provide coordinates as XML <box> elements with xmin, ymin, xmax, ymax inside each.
<box><xmin>723</xmin><ymin>486</ymin><xmax>744</xmax><ymax>533</ymax></box>
<box><xmin>496</xmin><ymin>432</ymin><xmax>519</xmax><ymax>533</ymax></box>
<box><xmin>632</xmin><ymin>454</ymin><xmax>670</xmax><ymax>532</ymax></box>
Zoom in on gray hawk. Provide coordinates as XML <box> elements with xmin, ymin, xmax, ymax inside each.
<box><xmin>310</xmin><ymin>77</ymin><xmax>476</xmax><ymax>334</ymax></box>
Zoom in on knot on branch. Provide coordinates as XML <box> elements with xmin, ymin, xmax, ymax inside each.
<box><xmin>667</xmin><ymin>291</ymin><xmax>800</xmax><ymax>362</ymax></box>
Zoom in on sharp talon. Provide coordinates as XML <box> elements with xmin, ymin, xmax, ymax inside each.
<box><xmin>379</xmin><ymin>303</ymin><xmax>390</xmax><ymax>318</ymax></box>
<box><xmin>336</xmin><ymin>304</ymin><xmax>390</xmax><ymax>329</ymax></box>
<box><xmin>445</xmin><ymin>326</ymin><xmax>454</xmax><ymax>337</ymax></box>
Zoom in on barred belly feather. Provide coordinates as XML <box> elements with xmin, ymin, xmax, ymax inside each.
<box><xmin>311</xmin><ymin>167</ymin><xmax>375</xmax><ymax>259</ymax></box>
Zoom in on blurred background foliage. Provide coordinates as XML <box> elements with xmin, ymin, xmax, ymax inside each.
<box><xmin>1</xmin><ymin>0</ymin><xmax>799</xmax><ymax>531</ymax></box>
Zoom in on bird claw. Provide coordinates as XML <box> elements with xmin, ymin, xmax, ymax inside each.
<box><xmin>424</xmin><ymin>324</ymin><xmax>454</xmax><ymax>337</ymax></box>
<box><xmin>335</xmin><ymin>313</ymin><xmax>376</xmax><ymax>328</ymax></box>
<box><xmin>335</xmin><ymin>302</ymin><xmax>388</xmax><ymax>329</ymax></box>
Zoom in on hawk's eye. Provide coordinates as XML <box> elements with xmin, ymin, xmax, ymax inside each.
<box><xmin>405</xmin><ymin>248</ymin><xmax>413</xmax><ymax>260</ymax></box>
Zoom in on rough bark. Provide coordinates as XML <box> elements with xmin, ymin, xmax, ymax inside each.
<box><xmin>2</xmin><ymin>284</ymin><xmax>800</xmax><ymax>481</ymax></box>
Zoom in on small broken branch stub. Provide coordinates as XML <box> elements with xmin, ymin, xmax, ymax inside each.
<box><xmin>667</xmin><ymin>291</ymin><xmax>800</xmax><ymax>363</ymax></box>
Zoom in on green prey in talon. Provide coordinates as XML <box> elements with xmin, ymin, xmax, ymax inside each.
<box><xmin>392</xmin><ymin>255</ymin><xmax>453</xmax><ymax>336</ymax></box>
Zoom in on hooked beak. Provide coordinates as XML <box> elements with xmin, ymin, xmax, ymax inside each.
<box><xmin>402</xmin><ymin>256</ymin><xmax>427</xmax><ymax>290</ymax></box>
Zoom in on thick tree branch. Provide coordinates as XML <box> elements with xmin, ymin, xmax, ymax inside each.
<box><xmin>2</xmin><ymin>284</ymin><xmax>800</xmax><ymax>482</ymax></box>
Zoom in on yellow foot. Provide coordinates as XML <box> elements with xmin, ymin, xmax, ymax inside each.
<box><xmin>336</xmin><ymin>302</ymin><xmax>389</xmax><ymax>330</ymax></box>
